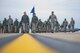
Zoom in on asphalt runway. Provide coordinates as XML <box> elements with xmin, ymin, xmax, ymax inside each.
<box><xmin>0</xmin><ymin>34</ymin><xmax>58</xmax><ymax>53</ymax></box>
<box><xmin>0</xmin><ymin>33</ymin><xmax>23</xmax><ymax>48</ymax></box>
<box><xmin>31</xmin><ymin>34</ymin><xmax>80</xmax><ymax>53</ymax></box>
<box><xmin>0</xmin><ymin>33</ymin><xmax>80</xmax><ymax>53</ymax></box>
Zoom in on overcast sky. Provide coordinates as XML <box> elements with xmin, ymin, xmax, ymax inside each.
<box><xmin>0</xmin><ymin>0</ymin><xmax>80</xmax><ymax>28</ymax></box>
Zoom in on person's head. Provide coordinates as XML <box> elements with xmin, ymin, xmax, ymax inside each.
<box><xmin>9</xmin><ymin>15</ymin><xmax>11</xmax><ymax>19</ymax></box>
<box><xmin>24</xmin><ymin>11</ymin><xmax>27</xmax><ymax>15</ymax></box>
<box><xmin>4</xmin><ymin>18</ymin><xmax>6</xmax><ymax>20</ymax></box>
<box><xmin>15</xmin><ymin>18</ymin><xmax>18</xmax><ymax>21</ymax></box>
<box><xmin>71</xmin><ymin>17</ymin><xmax>73</xmax><ymax>20</ymax></box>
<box><xmin>64</xmin><ymin>18</ymin><xmax>66</xmax><ymax>21</ymax></box>
<box><xmin>51</xmin><ymin>11</ymin><xmax>54</xmax><ymax>15</ymax></box>
<box><xmin>39</xmin><ymin>19</ymin><xmax>41</xmax><ymax>21</ymax></box>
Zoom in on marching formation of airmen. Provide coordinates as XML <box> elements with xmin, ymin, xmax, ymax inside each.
<box><xmin>0</xmin><ymin>11</ymin><xmax>75</xmax><ymax>33</ymax></box>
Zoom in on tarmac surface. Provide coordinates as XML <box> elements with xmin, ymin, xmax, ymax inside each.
<box><xmin>0</xmin><ymin>34</ymin><xmax>58</xmax><ymax>53</ymax></box>
<box><xmin>0</xmin><ymin>33</ymin><xmax>80</xmax><ymax>53</ymax></box>
<box><xmin>31</xmin><ymin>33</ymin><xmax>80</xmax><ymax>53</ymax></box>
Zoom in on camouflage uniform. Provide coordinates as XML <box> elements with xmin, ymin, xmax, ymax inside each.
<box><xmin>14</xmin><ymin>19</ymin><xmax>19</xmax><ymax>33</ymax></box>
<box><xmin>36</xmin><ymin>19</ymin><xmax>43</xmax><ymax>33</ymax></box>
<box><xmin>48</xmin><ymin>11</ymin><xmax>57</xmax><ymax>33</ymax></box>
<box><xmin>3</xmin><ymin>18</ymin><xmax>8</xmax><ymax>33</ymax></box>
<box><xmin>42</xmin><ymin>21</ymin><xmax>47</xmax><ymax>32</ymax></box>
<box><xmin>46</xmin><ymin>20</ymin><xmax>51</xmax><ymax>32</ymax></box>
<box><xmin>20</xmin><ymin>12</ymin><xmax>29</xmax><ymax>33</ymax></box>
<box><xmin>70</xmin><ymin>17</ymin><xmax>75</xmax><ymax>32</ymax></box>
<box><xmin>31</xmin><ymin>14</ymin><xmax>38</xmax><ymax>33</ymax></box>
<box><xmin>8</xmin><ymin>16</ymin><xmax>13</xmax><ymax>33</ymax></box>
<box><xmin>63</xmin><ymin>18</ymin><xmax>68</xmax><ymax>32</ymax></box>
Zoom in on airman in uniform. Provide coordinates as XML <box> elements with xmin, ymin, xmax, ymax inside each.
<box><xmin>3</xmin><ymin>18</ymin><xmax>8</xmax><ymax>33</ymax></box>
<box><xmin>31</xmin><ymin>13</ymin><xmax>38</xmax><ymax>33</ymax></box>
<box><xmin>14</xmin><ymin>18</ymin><xmax>19</xmax><ymax>33</ymax></box>
<box><xmin>63</xmin><ymin>18</ymin><xmax>68</xmax><ymax>32</ymax></box>
<box><xmin>20</xmin><ymin>12</ymin><xmax>29</xmax><ymax>33</ymax></box>
<box><xmin>8</xmin><ymin>15</ymin><xmax>13</xmax><ymax>33</ymax></box>
<box><xmin>42</xmin><ymin>21</ymin><xmax>47</xmax><ymax>32</ymax></box>
<box><xmin>48</xmin><ymin>11</ymin><xmax>57</xmax><ymax>33</ymax></box>
<box><xmin>36</xmin><ymin>19</ymin><xmax>43</xmax><ymax>33</ymax></box>
<box><xmin>70</xmin><ymin>17</ymin><xmax>75</xmax><ymax>32</ymax></box>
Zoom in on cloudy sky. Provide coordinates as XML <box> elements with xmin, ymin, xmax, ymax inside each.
<box><xmin>0</xmin><ymin>0</ymin><xmax>80</xmax><ymax>28</ymax></box>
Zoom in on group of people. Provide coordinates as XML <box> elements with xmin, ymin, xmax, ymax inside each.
<box><xmin>0</xmin><ymin>11</ymin><xmax>75</xmax><ymax>33</ymax></box>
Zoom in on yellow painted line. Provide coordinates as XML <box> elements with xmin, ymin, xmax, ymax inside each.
<box><xmin>1</xmin><ymin>34</ymin><xmax>59</xmax><ymax>53</ymax></box>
